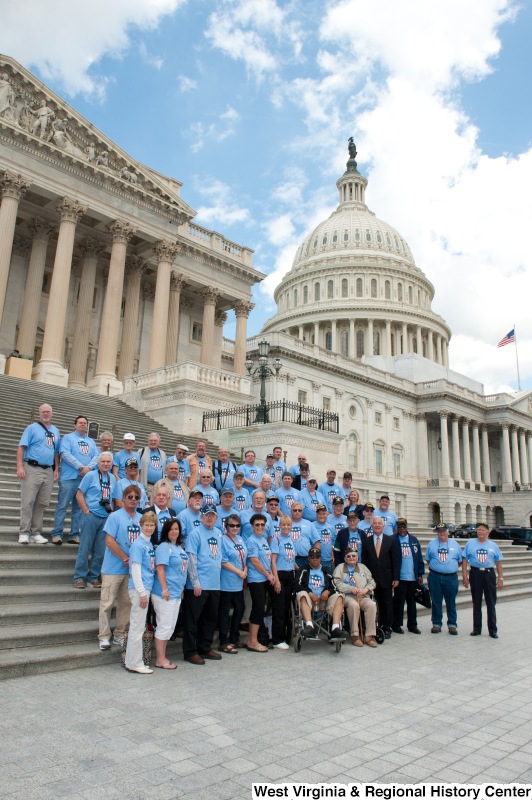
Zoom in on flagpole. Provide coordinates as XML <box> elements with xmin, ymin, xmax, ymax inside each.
<box><xmin>514</xmin><ymin>323</ymin><xmax>521</xmax><ymax>391</ymax></box>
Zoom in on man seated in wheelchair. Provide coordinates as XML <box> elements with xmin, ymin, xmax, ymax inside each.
<box><xmin>332</xmin><ymin>547</ymin><xmax>378</xmax><ymax>648</ymax></box>
<box><xmin>295</xmin><ymin>547</ymin><xmax>348</xmax><ymax>641</ymax></box>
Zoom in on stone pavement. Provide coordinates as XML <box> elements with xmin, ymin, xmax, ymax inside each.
<box><xmin>0</xmin><ymin>599</ymin><xmax>531</xmax><ymax>800</ymax></box>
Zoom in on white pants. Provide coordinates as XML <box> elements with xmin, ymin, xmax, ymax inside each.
<box><xmin>152</xmin><ymin>594</ymin><xmax>181</xmax><ymax>640</ymax></box>
<box><xmin>125</xmin><ymin>589</ymin><xmax>150</xmax><ymax>670</ymax></box>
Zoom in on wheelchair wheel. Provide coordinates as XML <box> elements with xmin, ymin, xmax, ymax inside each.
<box><xmin>335</xmin><ymin>641</ymin><xmax>342</xmax><ymax>653</ymax></box>
<box><xmin>375</xmin><ymin>627</ymin><xmax>385</xmax><ymax>644</ymax></box>
<box><xmin>287</xmin><ymin>598</ymin><xmax>295</xmax><ymax>644</ymax></box>
<box><xmin>294</xmin><ymin>635</ymin><xmax>302</xmax><ymax>653</ymax></box>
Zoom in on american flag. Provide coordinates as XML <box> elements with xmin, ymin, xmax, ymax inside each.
<box><xmin>497</xmin><ymin>329</ymin><xmax>515</xmax><ymax>348</ymax></box>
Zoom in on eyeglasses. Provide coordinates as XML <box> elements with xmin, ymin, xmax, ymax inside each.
<box><xmin>126</xmin><ymin>494</ymin><xmax>141</xmax><ymax>500</ymax></box>
<box><xmin>345</xmin><ymin>554</ymin><xmax>357</xmax><ymax>559</ymax></box>
<box><xmin>254</xmin><ymin>523</ymin><xmax>266</xmax><ymax>528</ymax></box>
<box><xmin>227</xmin><ymin>524</ymin><xmax>241</xmax><ymax>529</ymax></box>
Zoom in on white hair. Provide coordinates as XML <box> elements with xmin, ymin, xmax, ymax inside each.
<box><xmin>100</xmin><ymin>430</ymin><xmax>113</xmax><ymax>441</ymax></box>
<box><xmin>149</xmin><ymin>433</ymin><xmax>161</xmax><ymax>442</ymax></box>
<box><xmin>98</xmin><ymin>452</ymin><xmax>113</xmax><ymax>463</ymax></box>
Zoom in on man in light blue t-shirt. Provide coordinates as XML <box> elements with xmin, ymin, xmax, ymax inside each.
<box><xmin>112</xmin><ymin>433</ymin><xmax>141</xmax><ymax>480</ymax></box>
<box><xmin>238</xmin><ymin>450</ymin><xmax>263</xmax><ymax>490</ymax></box>
<box><xmin>425</xmin><ymin>523</ymin><xmax>463</xmax><ymax>635</ymax></box>
<box><xmin>462</xmin><ymin>523</ymin><xmax>504</xmax><ymax>638</ymax></box>
<box><xmin>318</xmin><ymin>470</ymin><xmax>344</xmax><ymax>513</ymax></box>
<box><xmin>373</xmin><ymin>495</ymin><xmax>398</xmax><ymax>536</ymax></box>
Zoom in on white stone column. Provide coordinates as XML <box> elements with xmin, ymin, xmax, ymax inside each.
<box><xmin>481</xmin><ymin>424</ymin><xmax>491</xmax><ymax>486</ymax></box>
<box><xmin>471</xmin><ymin>422</ymin><xmax>481</xmax><ymax>483</ymax></box>
<box><xmin>313</xmin><ymin>321</ymin><xmax>319</xmax><ymax>347</ymax></box>
<box><xmin>434</xmin><ymin>334</ymin><xmax>441</xmax><ymax>364</ymax></box>
<box><xmin>501</xmin><ymin>423</ymin><xmax>513</xmax><ymax>490</ymax></box>
<box><xmin>148</xmin><ymin>240</ymin><xmax>180</xmax><ymax>371</ymax></box>
<box><xmin>427</xmin><ymin>330</ymin><xmax>434</xmax><ymax>362</ymax></box>
<box><xmin>199</xmin><ymin>288</ymin><xmax>222</xmax><ymax>366</ymax></box>
<box><xmin>165</xmin><ymin>272</ymin><xmax>187</xmax><ymax>367</ymax></box>
<box><xmin>402</xmin><ymin>323</ymin><xmax>408</xmax><ymax>354</ymax></box>
<box><xmin>368</xmin><ymin>318</ymin><xmax>374</xmax><ymax>355</ymax></box>
<box><xmin>88</xmin><ymin>219</ymin><xmax>136</xmax><ymax>395</ymax></box>
<box><xmin>519</xmin><ymin>429</ymin><xmax>529</xmax><ymax>487</ymax></box>
<box><xmin>117</xmin><ymin>256</ymin><xmax>146</xmax><ymax>382</ymax></box>
<box><xmin>330</xmin><ymin>319</ymin><xmax>337</xmax><ymax>352</ymax></box>
<box><xmin>233</xmin><ymin>299</ymin><xmax>254</xmax><ymax>374</ymax></box>
<box><xmin>298</xmin><ymin>324</ymin><xmax>304</xmax><ymax>340</ymax></box>
<box><xmin>439</xmin><ymin>411</ymin><xmax>451</xmax><ymax>478</ymax></box>
<box><xmin>527</xmin><ymin>433</ymin><xmax>532</xmax><ymax>485</ymax></box>
<box><xmin>0</xmin><ymin>172</ymin><xmax>31</xmax><ymax>326</ymax></box>
<box><xmin>451</xmin><ymin>415</ymin><xmax>461</xmax><ymax>481</ymax></box>
<box><xmin>461</xmin><ymin>418</ymin><xmax>471</xmax><ymax>481</ymax></box>
<box><xmin>511</xmin><ymin>426</ymin><xmax>521</xmax><ymax>484</ymax></box>
<box><xmin>33</xmin><ymin>198</ymin><xmax>86</xmax><ymax>387</ymax></box>
<box><xmin>349</xmin><ymin>318</ymin><xmax>355</xmax><ymax>358</ymax></box>
<box><xmin>16</xmin><ymin>218</ymin><xmax>55</xmax><ymax>358</ymax></box>
<box><xmin>385</xmin><ymin>319</ymin><xmax>391</xmax><ymax>357</ymax></box>
<box><xmin>443</xmin><ymin>339</ymin><xmax>449</xmax><ymax>367</ymax></box>
<box><xmin>69</xmin><ymin>238</ymin><xmax>106</xmax><ymax>389</ymax></box>
<box><xmin>417</xmin><ymin>412</ymin><xmax>429</xmax><ymax>479</ymax></box>
<box><xmin>416</xmin><ymin>324</ymin><xmax>422</xmax><ymax>356</ymax></box>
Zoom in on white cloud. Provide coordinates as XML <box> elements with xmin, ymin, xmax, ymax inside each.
<box><xmin>0</xmin><ymin>0</ymin><xmax>184</xmax><ymax>97</ymax></box>
<box><xmin>194</xmin><ymin>178</ymin><xmax>251</xmax><ymax>226</ymax></box>
<box><xmin>184</xmin><ymin>105</ymin><xmax>240</xmax><ymax>151</ymax></box>
<box><xmin>178</xmin><ymin>75</ymin><xmax>198</xmax><ymax>91</ymax></box>
<box><xmin>139</xmin><ymin>42</ymin><xmax>163</xmax><ymax>70</ymax></box>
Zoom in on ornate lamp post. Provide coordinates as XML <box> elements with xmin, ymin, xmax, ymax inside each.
<box><xmin>245</xmin><ymin>338</ymin><xmax>282</xmax><ymax>423</ymax></box>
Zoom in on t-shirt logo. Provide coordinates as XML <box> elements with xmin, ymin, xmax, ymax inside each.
<box><xmin>292</xmin><ymin>527</ymin><xmax>301</xmax><ymax>540</ymax></box>
<box><xmin>45</xmin><ymin>432</ymin><xmax>55</xmax><ymax>448</ymax></box>
<box><xmin>174</xmin><ymin>487</ymin><xmax>183</xmax><ymax>500</ymax></box>
<box><xmin>263</xmin><ymin>544</ymin><xmax>271</xmax><ymax>561</ymax></box>
<box><xmin>78</xmin><ymin>441</ymin><xmax>89</xmax><ymax>455</ymax></box>
<box><xmin>311</xmin><ymin>497</ymin><xmax>318</xmax><ymax>508</ymax></box>
<box><xmin>127</xmin><ymin>524</ymin><xmax>140</xmax><ymax>543</ymax></box>
<box><xmin>348</xmin><ymin>536</ymin><xmax>360</xmax><ymax>553</ymax></box>
<box><xmin>283</xmin><ymin>541</ymin><xmax>294</xmax><ymax>561</ymax></box>
<box><xmin>285</xmin><ymin>495</ymin><xmax>294</xmax><ymax>507</ymax></box>
<box><xmin>235</xmin><ymin>542</ymin><xmax>246</xmax><ymax>567</ymax></box>
<box><xmin>150</xmin><ymin>454</ymin><xmax>161</xmax><ymax>469</ymax></box>
<box><xmin>321</xmin><ymin>532</ymin><xmax>330</xmax><ymax>545</ymax></box>
<box><xmin>150</xmin><ymin>555</ymin><xmax>155</xmax><ymax>571</ymax></box>
<box><xmin>477</xmin><ymin>549</ymin><xmax>488</xmax><ymax>564</ymax></box>
<box><xmin>178</xmin><ymin>465</ymin><xmax>186</xmax><ymax>480</ymax></box>
<box><xmin>401</xmin><ymin>543</ymin><xmax>411</xmax><ymax>558</ymax></box>
<box><xmin>348</xmin><ymin>570</ymin><xmax>357</xmax><ymax>586</ymax></box>
<box><xmin>205</xmin><ymin>495</ymin><xmax>214</xmax><ymax>506</ymax></box>
<box><xmin>275</xmin><ymin>466</ymin><xmax>282</xmax><ymax>473</ymax></box>
<box><xmin>208</xmin><ymin>536</ymin><xmax>219</xmax><ymax>558</ymax></box>
<box><xmin>101</xmin><ymin>483</ymin><xmax>110</xmax><ymax>500</ymax></box>
<box><xmin>193</xmin><ymin>519</ymin><xmax>201</xmax><ymax>528</ymax></box>
<box><xmin>180</xmin><ymin>553</ymin><xmax>188</xmax><ymax>572</ymax></box>
<box><xmin>235</xmin><ymin>494</ymin><xmax>246</xmax><ymax>510</ymax></box>
<box><xmin>438</xmin><ymin>547</ymin><xmax>448</xmax><ymax>562</ymax></box>
<box><xmin>198</xmin><ymin>458</ymin><xmax>206</xmax><ymax>469</ymax></box>
<box><xmin>327</xmin><ymin>489</ymin><xmax>336</xmax><ymax>502</ymax></box>
<box><xmin>250</xmin><ymin>468</ymin><xmax>258</xmax><ymax>479</ymax></box>
<box><xmin>310</xmin><ymin>574</ymin><xmax>322</xmax><ymax>591</ymax></box>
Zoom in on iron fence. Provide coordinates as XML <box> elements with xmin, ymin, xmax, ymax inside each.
<box><xmin>202</xmin><ymin>400</ymin><xmax>339</xmax><ymax>433</ymax></box>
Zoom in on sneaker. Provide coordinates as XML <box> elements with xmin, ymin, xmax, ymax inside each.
<box><xmin>329</xmin><ymin>627</ymin><xmax>348</xmax><ymax>641</ymax></box>
<box><xmin>113</xmin><ymin>636</ymin><xmax>125</xmax><ymax>647</ymax></box>
<box><xmin>18</xmin><ymin>534</ymin><xmax>29</xmax><ymax>544</ymax></box>
<box><xmin>90</xmin><ymin>580</ymin><xmax>102</xmax><ymax>588</ymax></box>
<box><xmin>52</xmin><ymin>536</ymin><xmax>62</xmax><ymax>546</ymax></box>
<box><xmin>67</xmin><ymin>537</ymin><xmax>80</xmax><ymax>545</ymax></box>
<box><xmin>74</xmin><ymin>579</ymin><xmax>86</xmax><ymax>589</ymax></box>
<box><xmin>126</xmin><ymin>665</ymin><xmax>153</xmax><ymax>674</ymax></box>
<box><xmin>29</xmin><ymin>534</ymin><xmax>48</xmax><ymax>544</ymax></box>
<box><xmin>303</xmin><ymin>623</ymin><xmax>315</xmax><ymax>637</ymax></box>
<box><xmin>99</xmin><ymin>639</ymin><xmax>111</xmax><ymax>650</ymax></box>
<box><xmin>272</xmin><ymin>642</ymin><xmax>289</xmax><ymax>650</ymax></box>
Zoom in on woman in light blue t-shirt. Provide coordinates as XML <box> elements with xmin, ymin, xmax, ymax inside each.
<box><xmin>124</xmin><ymin>511</ymin><xmax>156</xmax><ymax>674</ymax></box>
<box><xmin>151</xmin><ymin>518</ymin><xmax>188</xmax><ymax>669</ymax></box>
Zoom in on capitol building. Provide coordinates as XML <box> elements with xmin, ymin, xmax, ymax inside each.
<box><xmin>1</xmin><ymin>54</ymin><xmax>532</xmax><ymax>529</ymax></box>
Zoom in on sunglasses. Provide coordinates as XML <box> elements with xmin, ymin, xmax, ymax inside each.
<box><xmin>254</xmin><ymin>523</ymin><xmax>266</xmax><ymax>528</ymax></box>
<box><xmin>227</xmin><ymin>523</ymin><xmax>241</xmax><ymax>529</ymax></box>
<box><xmin>345</xmin><ymin>554</ymin><xmax>357</xmax><ymax>558</ymax></box>
<box><xmin>126</xmin><ymin>494</ymin><xmax>141</xmax><ymax>500</ymax></box>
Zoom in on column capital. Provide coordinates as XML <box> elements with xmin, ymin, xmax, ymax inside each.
<box><xmin>526</xmin><ymin>431</ymin><xmax>532</xmax><ymax>440</ymax></box>
<box><xmin>470</xmin><ymin>420</ymin><xmax>480</xmax><ymax>429</ymax></box>
<box><xmin>78</xmin><ymin>237</ymin><xmax>106</xmax><ymax>258</ymax></box>
<box><xmin>438</xmin><ymin>410</ymin><xmax>450</xmax><ymax>418</ymax></box>
<box><xmin>28</xmin><ymin>217</ymin><xmax>56</xmax><ymax>242</ymax></box>
<box><xmin>461</xmin><ymin>417</ymin><xmax>471</xmax><ymax>426</ymax></box>
<box><xmin>479</xmin><ymin>423</ymin><xmax>489</xmax><ymax>433</ymax></box>
<box><xmin>12</xmin><ymin>235</ymin><xmax>32</xmax><ymax>258</ymax></box>
<box><xmin>179</xmin><ymin>296</ymin><xmax>194</xmax><ymax>313</ymax></box>
<box><xmin>199</xmin><ymin>287</ymin><xmax>222</xmax><ymax>305</ymax></box>
<box><xmin>125</xmin><ymin>254</ymin><xmax>147</xmax><ymax>277</ymax></box>
<box><xmin>56</xmin><ymin>197</ymin><xmax>87</xmax><ymax>224</ymax></box>
<box><xmin>143</xmin><ymin>282</ymin><xmax>155</xmax><ymax>301</ymax></box>
<box><xmin>153</xmin><ymin>239</ymin><xmax>180</xmax><ymax>263</ymax></box>
<box><xmin>0</xmin><ymin>171</ymin><xmax>31</xmax><ymax>200</ymax></box>
<box><xmin>312</xmin><ymin>381</ymin><xmax>321</xmax><ymax>391</ymax></box>
<box><xmin>335</xmin><ymin>388</ymin><xmax>344</xmax><ymax>398</ymax></box>
<box><xmin>234</xmin><ymin>299</ymin><xmax>255</xmax><ymax>318</ymax></box>
<box><xmin>108</xmin><ymin>219</ymin><xmax>136</xmax><ymax>243</ymax></box>
<box><xmin>501</xmin><ymin>421</ymin><xmax>511</xmax><ymax>430</ymax></box>
<box><xmin>170</xmin><ymin>271</ymin><xmax>187</xmax><ymax>292</ymax></box>
<box><xmin>416</xmin><ymin>412</ymin><xmax>427</xmax><ymax>420</ymax></box>
<box><xmin>215</xmin><ymin>309</ymin><xmax>228</xmax><ymax>326</ymax></box>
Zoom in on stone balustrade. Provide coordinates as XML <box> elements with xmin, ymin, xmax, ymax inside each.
<box><xmin>124</xmin><ymin>360</ymin><xmax>252</xmax><ymax>395</ymax></box>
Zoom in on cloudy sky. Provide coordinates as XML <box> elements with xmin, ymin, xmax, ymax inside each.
<box><xmin>2</xmin><ymin>0</ymin><xmax>531</xmax><ymax>393</ymax></box>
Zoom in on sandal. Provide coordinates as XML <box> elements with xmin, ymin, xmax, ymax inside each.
<box><xmin>218</xmin><ymin>644</ymin><xmax>238</xmax><ymax>654</ymax></box>
<box><xmin>153</xmin><ymin>662</ymin><xmax>177</xmax><ymax>669</ymax></box>
<box><xmin>246</xmin><ymin>643</ymin><xmax>268</xmax><ymax>653</ymax></box>
<box><xmin>233</xmin><ymin>641</ymin><xmax>247</xmax><ymax>649</ymax></box>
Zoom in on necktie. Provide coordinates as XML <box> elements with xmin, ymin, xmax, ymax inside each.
<box><xmin>376</xmin><ymin>537</ymin><xmax>381</xmax><ymax>557</ymax></box>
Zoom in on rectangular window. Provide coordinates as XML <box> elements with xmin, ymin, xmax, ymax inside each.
<box><xmin>394</xmin><ymin>453</ymin><xmax>401</xmax><ymax>477</ymax></box>
<box><xmin>192</xmin><ymin>323</ymin><xmax>203</xmax><ymax>342</ymax></box>
<box><xmin>323</xmin><ymin>397</ymin><xmax>331</xmax><ymax>411</ymax></box>
<box><xmin>375</xmin><ymin>450</ymin><xmax>383</xmax><ymax>475</ymax></box>
<box><xmin>393</xmin><ymin>416</ymin><xmax>400</xmax><ymax>430</ymax></box>
<box><xmin>395</xmin><ymin>500</ymin><xmax>402</xmax><ymax>516</ymax></box>
<box><xmin>298</xmin><ymin>390</ymin><xmax>307</xmax><ymax>404</ymax></box>
<box><xmin>92</xmin><ymin>287</ymin><xmax>98</xmax><ymax>310</ymax></box>
<box><xmin>375</xmin><ymin>411</ymin><xmax>382</xmax><ymax>425</ymax></box>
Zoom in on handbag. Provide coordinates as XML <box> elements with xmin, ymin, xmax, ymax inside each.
<box><xmin>121</xmin><ymin>625</ymin><xmax>155</xmax><ymax>667</ymax></box>
<box><xmin>414</xmin><ymin>582</ymin><xmax>431</xmax><ymax>609</ymax></box>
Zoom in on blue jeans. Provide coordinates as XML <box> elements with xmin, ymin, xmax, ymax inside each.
<box><xmin>73</xmin><ymin>512</ymin><xmax>107</xmax><ymax>583</ymax></box>
<box><xmin>51</xmin><ymin>478</ymin><xmax>81</xmax><ymax>539</ymax></box>
<box><xmin>428</xmin><ymin>571</ymin><xmax>458</xmax><ymax>628</ymax></box>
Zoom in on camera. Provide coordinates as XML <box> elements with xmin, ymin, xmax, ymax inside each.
<box><xmin>99</xmin><ymin>498</ymin><xmax>112</xmax><ymax>514</ymax></box>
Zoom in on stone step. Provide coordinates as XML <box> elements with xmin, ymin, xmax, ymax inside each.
<box><xmin>0</xmin><ymin>568</ymin><xmax>76</xmax><ymax>587</ymax></box>
<box><xmin>0</xmin><ymin>620</ymin><xmax>102</xmax><ymax>650</ymax></box>
<box><xmin>417</xmin><ymin>584</ymin><xmax>532</xmax><ymax>615</ymax></box>
<box><xmin>0</xmin><ymin>541</ymin><xmax>80</xmax><ymax>555</ymax></box>
<box><xmin>0</xmin><ymin>552</ymin><xmax>78</xmax><ymax>571</ymax></box>
<box><xmin>0</xmin><ymin>584</ymin><xmax>103</xmax><ymax>603</ymax></box>
<box><xmin>0</xmin><ymin>599</ymin><xmax>102</xmax><ymax>627</ymax></box>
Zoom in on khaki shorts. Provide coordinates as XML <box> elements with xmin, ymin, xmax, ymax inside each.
<box><xmin>297</xmin><ymin>590</ymin><xmax>342</xmax><ymax>616</ymax></box>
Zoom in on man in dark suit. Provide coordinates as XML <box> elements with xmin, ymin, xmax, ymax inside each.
<box><xmin>361</xmin><ymin>515</ymin><xmax>400</xmax><ymax>639</ymax></box>
<box><xmin>145</xmin><ymin>485</ymin><xmax>177</xmax><ymax>546</ymax></box>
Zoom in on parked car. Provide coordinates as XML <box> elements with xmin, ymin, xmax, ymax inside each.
<box><xmin>490</xmin><ymin>527</ymin><xmax>532</xmax><ymax>549</ymax></box>
<box><xmin>452</xmin><ymin>524</ymin><xmax>478</xmax><ymax>538</ymax></box>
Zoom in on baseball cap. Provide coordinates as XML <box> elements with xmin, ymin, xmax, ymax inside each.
<box><xmin>332</xmin><ymin>496</ymin><xmax>344</xmax><ymax>505</ymax></box>
<box><xmin>175</xmin><ymin>444</ymin><xmax>189</xmax><ymax>452</ymax></box>
<box><xmin>343</xmin><ymin>472</ymin><xmax>352</xmax><ymax>479</ymax></box>
<box><xmin>346</xmin><ymin>511</ymin><xmax>359</xmax><ymax>519</ymax></box>
<box><xmin>306</xmin><ymin>474</ymin><xmax>318</xmax><ymax>482</ymax></box>
<box><xmin>315</xmin><ymin>504</ymin><xmax>327</xmax><ymax>512</ymax></box>
<box><xmin>308</xmin><ymin>547</ymin><xmax>321</xmax><ymax>557</ymax></box>
<box><xmin>397</xmin><ymin>518</ymin><xmax>408</xmax><ymax>527</ymax></box>
<box><xmin>189</xmin><ymin>489</ymin><xmax>204</xmax><ymax>497</ymax></box>
<box><xmin>220</xmin><ymin>487</ymin><xmax>235</xmax><ymax>496</ymax></box>
<box><xmin>201</xmin><ymin>505</ymin><xmax>217</xmax><ymax>515</ymax></box>
<box><xmin>266</xmin><ymin>494</ymin><xmax>279</xmax><ymax>503</ymax></box>
<box><xmin>435</xmin><ymin>522</ymin><xmax>448</xmax><ymax>530</ymax></box>
<box><xmin>364</xmin><ymin>503</ymin><xmax>374</xmax><ymax>512</ymax></box>
<box><xmin>266</xmin><ymin>453</ymin><xmax>275</xmax><ymax>459</ymax></box>
<box><xmin>123</xmin><ymin>433</ymin><xmax>136</xmax><ymax>441</ymax></box>
<box><xmin>125</xmin><ymin>457</ymin><xmax>139</xmax><ymax>468</ymax></box>
<box><xmin>234</xmin><ymin>471</ymin><xmax>244</xmax><ymax>478</ymax></box>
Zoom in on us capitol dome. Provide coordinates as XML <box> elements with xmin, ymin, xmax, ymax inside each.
<box><xmin>261</xmin><ymin>139</ymin><xmax>451</xmax><ymax>365</ymax></box>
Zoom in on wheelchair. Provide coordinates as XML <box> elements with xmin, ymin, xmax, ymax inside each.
<box><xmin>291</xmin><ymin>592</ymin><xmax>347</xmax><ymax>653</ymax></box>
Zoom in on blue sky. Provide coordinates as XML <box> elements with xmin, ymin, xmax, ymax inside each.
<box><xmin>2</xmin><ymin>0</ymin><xmax>531</xmax><ymax>393</ymax></box>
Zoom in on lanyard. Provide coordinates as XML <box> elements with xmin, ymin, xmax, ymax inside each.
<box><xmin>226</xmin><ymin>533</ymin><xmax>245</xmax><ymax>568</ymax></box>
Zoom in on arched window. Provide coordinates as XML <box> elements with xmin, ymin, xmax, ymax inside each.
<box><xmin>354</xmin><ymin>230</ymin><xmax>360</xmax><ymax>241</ymax></box>
<box><xmin>348</xmin><ymin>433</ymin><xmax>358</xmax><ymax>471</ymax></box>
<box><xmin>344</xmin><ymin>231</ymin><xmax>349</xmax><ymax>242</ymax></box>
<box><xmin>397</xmin><ymin>283</ymin><xmax>403</xmax><ymax>301</ymax></box>
<box><xmin>325</xmin><ymin>331</ymin><xmax>332</xmax><ymax>351</ymax></box>
<box><xmin>356</xmin><ymin>278</ymin><xmax>363</xmax><ymax>297</ymax></box>
<box><xmin>408</xmin><ymin>286</ymin><xmax>413</xmax><ymax>304</ymax></box>
<box><xmin>385</xmin><ymin>280</ymin><xmax>391</xmax><ymax>299</ymax></box>
<box><xmin>303</xmin><ymin>285</ymin><xmax>308</xmax><ymax>304</ymax></box>
<box><xmin>327</xmin><ymin>280</ymin><xmax>334</xmax><ymax>299</ymax></box>
<box><xmin>377</xmin><ymin>232</ymin><xmax>382</xmax><ymax>243</ymax></box>
<box><xmin>373</xmin><ymin>330</ymin><xmax>380</xmax><ymax>355</ymax></box>
<box><xmin>313</xmin><ymin>239</ymin><xmax>318</xmax><ymax>249</ymax></box>
<box><xmin>340</xmin><ymin>330</ymin><xmax>348</xmax><ymax>356</ymax></box>
<box><xmin>371</xmin><ymin>279</ymin><xmax>377</xmax><ymax>298</ymax></box>
<box><xmin>366</xmin><ymin>231</ymin><xmax>372</xmax><ymax>242</ymax></box>
<box><xmin>294</xmin><ymin>289</ymin><xmax>298</xmax><ymax>307</ymax></box>
<box><xmin>341</xmin><ymin>278</ymin><xmax>348</xmax><ymax>298</ymax></box>
<box><xmin>356</xmin><ymin>330</ymin><xmax>364</xmax><ymax>357</ymax></box>
<box><xmin>386</xmin><ymin>235</ymin><xmax>391</xmax><ymax>246</ymax></box>
<box><xmin>333</xmin><ymin>232</ymin><xmax>338</xmax><ymax>243</ymax></box>
<box><xmin>323</xmin><ymin>236</ymin><xmax>327</xmax><ymax>245</ymax></box>
<box><xmin>315</xmin><ymin>283</ymin><xmax>320</xmax><ymax>301</ymax></box>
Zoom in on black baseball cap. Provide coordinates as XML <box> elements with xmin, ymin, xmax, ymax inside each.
<box><xmin>346</xmin><ymin>511</ymin><xmax>359</xmax><ymax>519</ymax></box>
<box><xmin>397</xmin><ymin>518</ymin><xmax>408</xmax><ymax>527</ymax></box>
<box><xmin>364</xmin><ymin>503</ymin><xmax>374</xmax><ymax>511</ymax></box>
<box><xmin>125</xmin><ymin>457</ymin><xmax>139</xmax><ymax>468</ymax></box>
<box><xmin>332</xmin><ymin>496</ymin><xmax>344</xmax><ymax>505</ymax></box>
<box><xmin>189</xmin><ymin>489</ymin><xmax>204</xmax><ymax>497</ymax></box>
<box><xmin>315</xmin><ymin>504</ymin><xmax>327</xmax><ymax>512</ymax></box>
<box><xmin>435</xmin><ymin>522</ymin><xmax>448</xmax><ymax>530</ymax></box>
<box><xmin>308</xmin><ymin>547</ymin><xmax>321</xmax><ymax>557</ymax></box>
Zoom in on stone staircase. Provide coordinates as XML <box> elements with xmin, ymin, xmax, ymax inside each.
<box><xmin>0</xmin><ymin>374</ymin><xmax>222</xmax><ymax>679</ymax></box>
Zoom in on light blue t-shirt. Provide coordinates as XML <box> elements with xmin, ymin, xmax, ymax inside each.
<box><xmin>112</xmin><ymin>478</ymin><xmax>148</xmax><ymax>508</ymax></box>
<box><xmin>398</xmin><ymin>534</ymin><xmax>415</xmax><ymax>581</ymax></box>
<box><xmin>290</xmin><ymin>519</ymin><xmax>319</xmax><ymax>557</ymax></box>
<box><xmin>314</xmin><ymin>522</ymin><xmax>335</xmax><ymax>563</ymax></box>
<box><xmin>154</xmin><ymin>508</ymin><xmax>173</xmax><ymax>541</ymax></box>
<box><xmin>19</xmin><ymin>422</ymin><xmax>60</xmax><ymax>466</ymax></box>
<box><xmin>146</xmin><ymin>449</ymin><xmax>164</xmax><ymax>485</ymax></box>
<box><xmin>220</xmin><ymin>534</ymin><xmax>248</xmax><ymax>591</ymax></box>
<box><xmin>113</xmin><ymin>450</ymin><xmax>141</xmax><ymax>479</ymax></box>
<box><xmin>102</xmin><ymin>508</ymin><xmax>142</xmax><ymax>575</ymax></box>
<box><xmin>345</xmin><ymin>566</ymin><xmax>358</xmax><ymax>591</ymax></box>
<box><xmin>177</xmin><ymin>507</ymin><xmax>202</xmax><ymax>542</ymax></box>
<box><xmin>232</xmin><ymin>487</ymin><xmax>251</xmax><ymax>511</ymax></box>
<box><xmin>89</xmin><ymin>447</ymin><xmax>113</xmax><ymax>471</ymax></box>
<box><xmin>289</xmin><ymin>464</ymin><xmax>302</xmax><ymax>478</ymax></box>
<box><xmin>327</xmin><ymin>514</ymin><xmax>348</xmax><ymax>539</ymax></box>
<box><xmin>267</xmin><ymin>515</ymin><xmax>281</xmax><ymax>540</ymax></box>
<box><xmin>271</xmin><ymin>534</ymin><xmax>296</xmax><ymax>572</ymax></box>
<box><xmin>300</xmin><ymin>489</ymin><xmax>326</xmax><ymax>522</ymax></box>
<box><xmin>128</xmin><ymin>536</ymin><xmax>155</xmax><ymax>592</ymax></box>
<box><xmin>151</xmin><ymin>542</ymin><xmax>188</xmax><ymax>599</ymax></box>
<box><xmin>241</xmin><ymin>509</ymin><xmax>271</xmax><ymax>542</ymax></box>
<box><xmin>246</xmin><ymin>534</ymin><xmax>272</xmax><ymax>583</ymax></box>
<box><xmin>318</xmin><ymin>482</ymin><xmax>344</xmax><ymax>513</ymax></box>
<box><xmin>357</xmin><ymin>520</ymin><xmax>373</xmax><ymax>535</ymax></box>
<box><xmin>463</xmin><ymin>539</ymin><xmax>503</xmax><ymax>569</ymax></box>
<box><xmin>275</xmin><ymin>486</ymin><xmax>302</xmax><ymax>516</ymax></box>
<box><xmin>193</xmin><ymin>485</ymin><xmax>219</xmax><ymax>508</ymax></box>
<box><xmin>341</xmin><ymin>530</ymin><xmax>364</xmax><ymax>559</ymax></box>
<box><xmin>215</xmin><ymin>506</ymin><xmax>240</xmax><ymax>532</ymax></box>
<box><xmin>166</xmin><ymin>456</ymin><xmax>191</xmax><ymax>482</ymax></box>
<box><xmin>166</xmin><ymin>480</ymin><xmax>187</xmax><ymax>515</ymax></box>
<box><xmin>59</xmin><ymin>432</ymin><xmax>98</xmax><ymax>481</ymax></box>
<box><xmin>425</xmin><ymin>538</ymin><xmax>463</xmax><ymax>573</ymax></box>
<box><xmin>185</xmin><ymin>524</ymin><xmax>222</xmax><ymax>590</ymax></box>
<box><xmin>308</xmin><ymin>568</ymin><xmax>326</xmax><ymax>597</ymax></box>
<box><xmin>78</xmin><ymin>470</ymin><xmax>116</xmax><ymax>517</ymax></box>
<box><xmin>212</xmin><ymin>461</ymin><xmax>236</xmax><ymax>492</ymax></box>
<box><xmin>239</xmin><ymin>463</ymin><xmax>264</xmax><ymax>485</ymax></box>
<box><xmin>374</xmin><ymin>509</ymin><xmax>398</xmax><ymax>536</ymax></box>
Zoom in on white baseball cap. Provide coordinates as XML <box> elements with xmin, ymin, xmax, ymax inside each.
<box><xmin>123</xmin><ymin>432</ymin><xmax>136</xmax><ymax>441</ymax></box>
<box><xmin>176</xmin><ymin>444</ymin><xmax>189</xmax><ymax>452</ymax></box>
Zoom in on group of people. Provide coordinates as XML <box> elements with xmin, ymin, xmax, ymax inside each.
<box><xmin>17</xmin><ymin>407</ymin><xmax>504</xmax><ymax>673</ymax></box>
